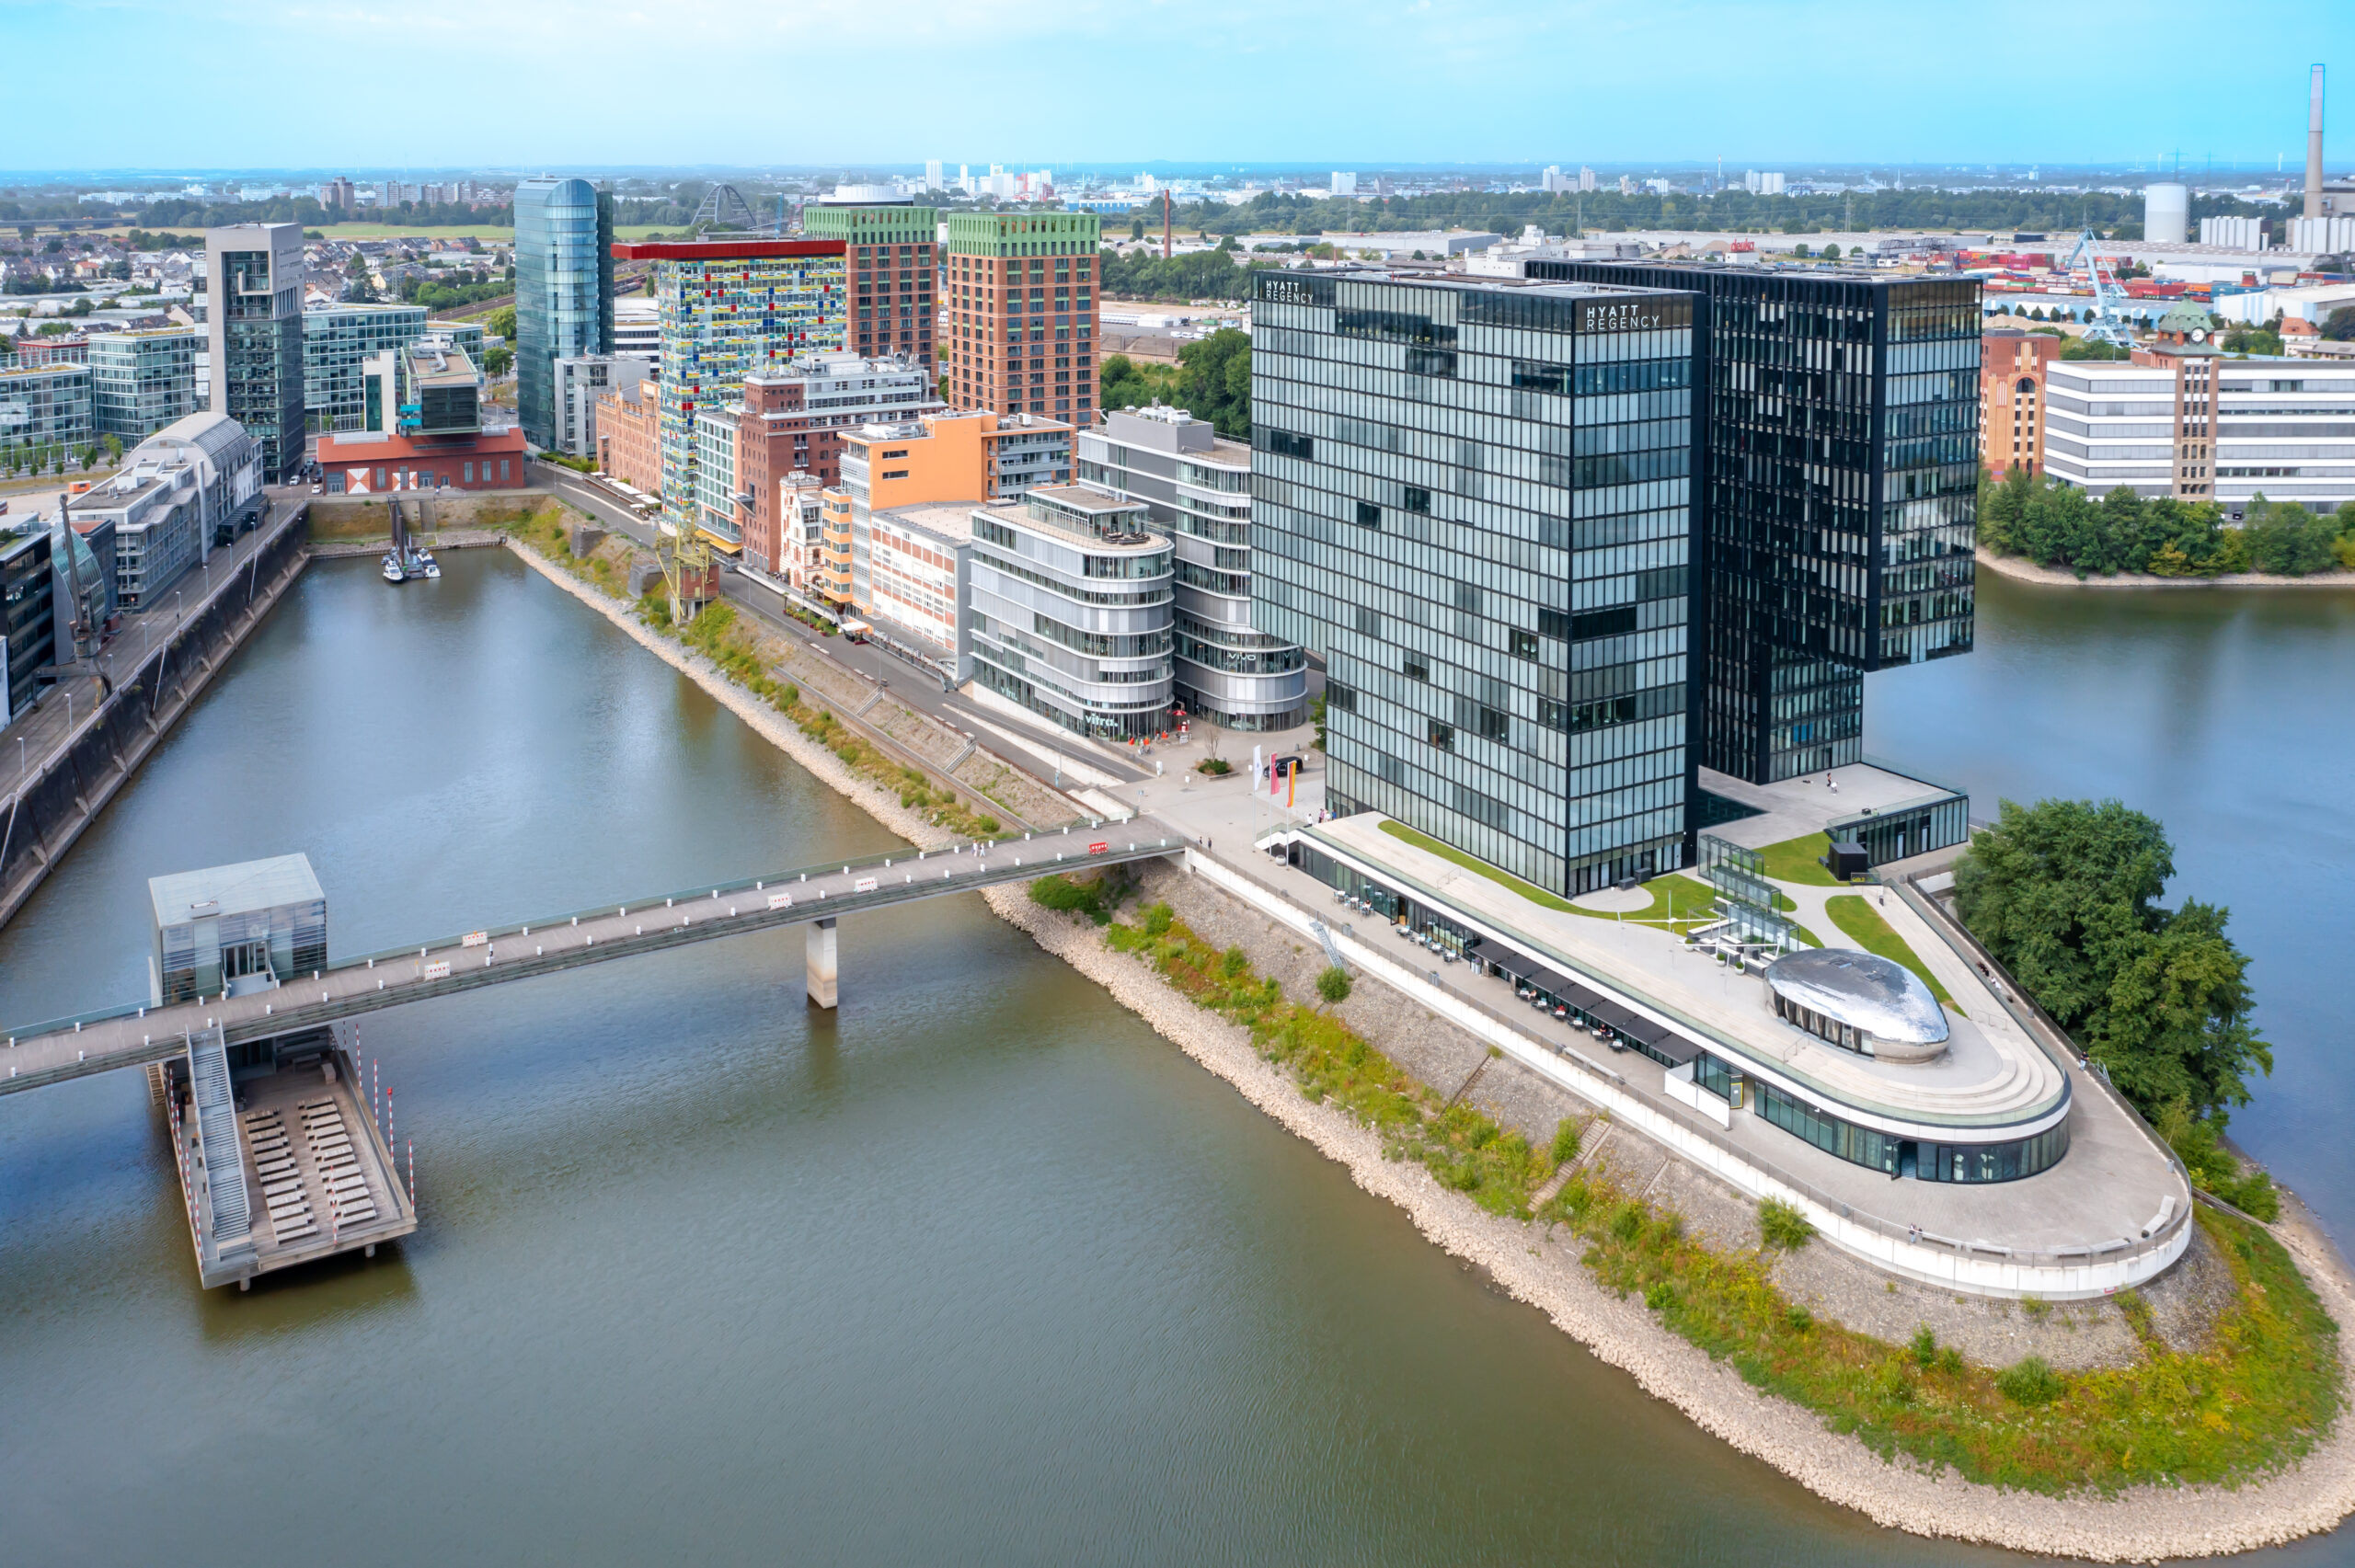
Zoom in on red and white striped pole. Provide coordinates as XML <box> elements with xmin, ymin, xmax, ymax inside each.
<box><xmin>407</xmin><ymin>1139</ymin><xmax>415</xmax><ymax>1208</ymax></box>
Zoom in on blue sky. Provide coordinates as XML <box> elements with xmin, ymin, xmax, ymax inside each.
<box><xmin>6</xmin><ymin>0</ymin><xmax>2354</xmax><ymax>173</ymax></box>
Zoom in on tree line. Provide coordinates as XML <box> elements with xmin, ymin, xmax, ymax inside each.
<box><xmin>1099</xmin><ymin>327</ymin><xmax>1250</xmax><ymax>440</ymax></box>
<box><xmin>1956</xmin><ymin>799</ymin><xmax>2276</xmax><ymax>1217</ymax></box>
<box><xmin>127</xmin><ymin>196</ymin><xmax>513</xmax><ymax>231</ymax></box>
<box><xmin>1980</xmin><ymin>469</ymin><xmax>2355</xmax><ymax>578</ymax></box>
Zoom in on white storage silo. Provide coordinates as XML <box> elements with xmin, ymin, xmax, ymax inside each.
<box><xmin>2144</xmin><ymin>182</ymin><xmax>2189</xmax><ymax>245</ymax></box>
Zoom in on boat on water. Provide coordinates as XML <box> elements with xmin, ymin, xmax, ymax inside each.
<box><xmin>382</xmin><ymin>551</ymin><xmax>407</xmax><ymax>584</ymax></box>
<box><xmin>408</xmin><ymin>547</ymin><xmax>442</xmax><ymax>579</ymax></box>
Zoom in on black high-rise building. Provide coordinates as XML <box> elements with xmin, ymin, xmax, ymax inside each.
<box><xmin>1528</xmin><ymin>261</ymin><xmax>1979</xmax><ymax>784</ymax></box>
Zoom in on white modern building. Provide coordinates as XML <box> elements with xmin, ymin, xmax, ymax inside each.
<box><xmin>968</xmin><ymin>485</ymin><xmax>1175</xmax><ymax>739</ymax></box>
<box><xmin>2044</xmin><ymin>353</ymin><xmax>2355</xmax><ymax>515</ymax></box>
<box><xmin>552</xmin><ymin>355</ymin><xmax>649</xmax><ymax>459</ymax></box>
<box><xmin>70</xmin><ymin>412</ymin><xmax>262</xmax><ymax>605</ymax></box>
<box><xmin>1076</xmin><ymin>405</ymin><xmax>1305</xmax><ymax>731</ymax></box>
<box><xmin>2197</xmin><ymin>215</ymin><xmax>2269</xmax><ymax>251</ymax></box>
<box><xmin>610</xmin><ymin>299</ymin><xmax>660</xmax><ymax>361</ymax></box>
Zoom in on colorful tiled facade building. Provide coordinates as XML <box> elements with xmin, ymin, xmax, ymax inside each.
<box><xmin>610</xmin><ymin>238</ymin><xmax>846</xmax><ymax>532</ymax></box>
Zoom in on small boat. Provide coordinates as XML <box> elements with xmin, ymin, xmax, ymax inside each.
<box><xmin>408</xmin><ymin>547</ymin><xmax>442</xmax><ymax>580</ymax></box>
<box><xmin>382</xmin><ymin>552</ymin><xmax>407</xmax><ymax>584</ymax></box>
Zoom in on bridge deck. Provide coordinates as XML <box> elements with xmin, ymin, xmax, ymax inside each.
<box><xmin>2</xmin><ymin>818</ymin><xmax>1182</xmax><ymax>1097</ymax></box>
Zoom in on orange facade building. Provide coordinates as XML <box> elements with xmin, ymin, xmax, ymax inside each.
<box><xmin>1981</xmin><ymin>328</ymin><xmax>2062</xmax><ymax>478</ymax></box>
<box><xmin>944</xmin><ymin>212</ymin><xmax>1100</xmax><ymax>421</ymax></box>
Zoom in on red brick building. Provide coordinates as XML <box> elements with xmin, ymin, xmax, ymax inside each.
<box><xmin>1980</xmin><ymin>328</ymin><xmax>2062</xmax><ymax>478</ymax></box>
<box><xmin>319</xmin><ymin>426</ymin><xmax>527</xmax><ymax>493</ymax></box>
<box><xmin>733</xmin><ymin>353</ymin><xmax>944</xmax><ymax>577</ymax></box>
<box><xmin>595</xmin><ymin>376</ymin><xmax>662</xmax><ymax>498</ymax></box>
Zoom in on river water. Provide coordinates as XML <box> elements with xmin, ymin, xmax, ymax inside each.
<box><xmin>0</xmin><ymin>551</ymin><xmax>2348</xmax><ymax>1565</ymax></box>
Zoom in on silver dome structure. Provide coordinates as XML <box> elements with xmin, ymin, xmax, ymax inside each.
<box><xmin>1763</xmin><ymin>947</ymin><xmax>1949</xmax><ymax>1062</ymax></box>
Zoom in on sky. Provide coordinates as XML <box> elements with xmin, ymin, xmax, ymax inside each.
<box><xmin>6</xmin><ymin>0</ymin><xmax>2355</xmax><ymax>174</ymax></box>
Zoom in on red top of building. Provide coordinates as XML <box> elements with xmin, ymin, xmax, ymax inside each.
<box><xmin>610</xmin><ymin>238</ymin><xmax>845</xmax><ymax>260</ymax></box>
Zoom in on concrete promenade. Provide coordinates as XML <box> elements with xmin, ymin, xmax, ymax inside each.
<box><xmin>1</xmin><ymin>818</ymin><xmax>1181</xmax><ymax>1098</ymax></box>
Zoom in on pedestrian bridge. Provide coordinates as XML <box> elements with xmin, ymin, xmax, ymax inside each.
<box><xmin>1</xmin><ymin>818</ymin><xmax>1183</xmax><ymax>1098</ymax></box>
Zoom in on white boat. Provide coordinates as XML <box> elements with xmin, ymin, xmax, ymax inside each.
<box><xmin>409</xmin><ymin>547</ymin><xmax>442</xmax><ymax>579</ymax></box>
<box><xmin>382</xmin><ymin>552</ymin><xmax>407</xmax><ymax>584</ymax></box>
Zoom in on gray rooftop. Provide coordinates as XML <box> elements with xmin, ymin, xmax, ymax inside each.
<box><xmin>149</xmin><ymin>854</ymin><xmax>324</xmax><ymax>930</ymax></box>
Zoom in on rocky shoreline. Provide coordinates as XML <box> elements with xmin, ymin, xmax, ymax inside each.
<box><xmin>1977</xmin><ymin>546</ymin><xmax>2355</xmax><ymax>590</ymax></box>
<box><xmin>507</xmin><ymin>534</ymin><xmax>2355</xmax><ymax>1562</ymax></box>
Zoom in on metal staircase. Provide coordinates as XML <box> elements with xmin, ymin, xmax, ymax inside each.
<box><xmin>188</xmin><ymin>1025</ymin><xmax>253</xmax><ymax>1257</ymax></box>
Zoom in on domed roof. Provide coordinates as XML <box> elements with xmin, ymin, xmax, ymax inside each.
<box><xmin>1764</xmin><ymin>947</ymin><xmax>1948</xmax><ymax>1047</ymax></box>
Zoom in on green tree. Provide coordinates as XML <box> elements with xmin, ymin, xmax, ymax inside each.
<box><xmin>2239</xmin><ymin>495</ymin><xmax>2338</xmax><ymax>576</ymax></box>
<box><xmin>1315</xmin><ymin>966</ymin><xmax>1352</xmax><ymax>1006</ymax></box>
<box><xmin>1172</xmin><ymin>327</ymin><xmax>1250</xmax><ymax>438</ymax></box>
<box><xmin>487</xmin><ymin>304</ymin><xmax>517</xmax><ymax>342</ymax></box>
<box><xmin>482</xmin><ymin>346</ymin><xmax>514</xmax><ymax>378</ymax></box>
<box><xmin>1956</xmin><ymin>798</ymin><xmax>2269</xmax><ymax>1125</ymax></box>
<box><xmin>100</xmin><ymin>433</ymin><xmax>122</xmax><ymax>466</ymax></box>
<box><xmin>1130</xmin><ymin>217</ymin><xmax>1145</xmax><ymax>242</ymax></box>
<box><xmin>1099</xmin><ymin>352</ymin><xmax>1179</xmax><ymax>411</ymax></box>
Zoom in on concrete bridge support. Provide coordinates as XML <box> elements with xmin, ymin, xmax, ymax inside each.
<box><xmin>806</xmin><ymin>918</ymin><xmax>838</xmax><ymax>1010</ymax></box>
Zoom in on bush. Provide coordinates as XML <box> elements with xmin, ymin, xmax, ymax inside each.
<box><xmin>1551</xmin><ymin>1118</ymin><xmax>1580</xmax><ymax>1166</ymax></box>
<box><xmin>1996</xmin><ymin>1355</ymin><xmax>2065</xmax><ymax>1407</ymax></box>
<box><xmin>1758</xmin><ymin>1197</ymin><xmax>1816</xmax><ymax>1251</ymax></box>
<box><xmin>1911</xmin><ymin>1325</ymin><xmax>1940</xmax><ymax>1367</ymax></box>
<box><xmin>1028</xmin><ymin>873</ymin><xmax>1108</xmax><ymax>923</ymax></box>
<box><xmin>1315</xmin><ymin>966</ymin><xmax>1352</xmax><ymax>1006</ymax></box>
<box><xmin>1140</xmin><ymin>902</ymin><xmax>1173</xmax><ymax>936</ymax></box>
<box><xmin>1195</xmin><ymin>757</ymin><xmax>1232</xmax><ymax>775</ymax></box>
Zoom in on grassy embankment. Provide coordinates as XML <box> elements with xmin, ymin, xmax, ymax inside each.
<box><xmin>1757</xmin><ymin>831</ymin><xmax>1844</xmax><ymax>887</ymax></box>
<box><xmin>1555</xmin><ymin>1173</ymin><xmax>2338</xmax><ymax>1494</ymax></box>
<box><xmin>1036</xmin><ymin>877</ymin><xmax>1560</xmax><ymax>1217</ymax></box>
<box><xmin>1037</xmin><ymin>868</ymin><xmax>2342</xmax><ymax>1496</ymax></box>
<box><xmin>492</xmin><ymin>502</ymin><xmax>1014</xmax><ymax>838</ymax></box>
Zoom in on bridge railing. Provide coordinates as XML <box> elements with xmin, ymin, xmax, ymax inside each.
<box><xmin>327</xmin><ymin>819</ymin><xmax>1143</xmax><ymax>968</ymax></box>
<box><xmin>0</xmin><ymin>817</ymin><xmax>1155</xmax><ymax>1044</ymax></box>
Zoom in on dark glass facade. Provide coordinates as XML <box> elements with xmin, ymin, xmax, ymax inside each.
<box><xmin>513</xmin><ymin>178</ymin><xmax>615</xmax><ymax>451</ymax></box>
<box><xmin>1250</xmin><ymin>271</ymin><xmax>1702</xmax><ymax>897</ymax></box>
<box><xmin>1528</xmin><ymin>262</ymin><xmax>1980</xmax><ymax>784</ymax></box>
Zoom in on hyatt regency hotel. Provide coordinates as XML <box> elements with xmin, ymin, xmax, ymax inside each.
<box><xmin>1248</xmin><ymin>264</ymin><xmax>1980</xmax><ymax>898</ymax></box>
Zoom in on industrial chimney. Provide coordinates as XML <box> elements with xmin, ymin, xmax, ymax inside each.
<box><xmin>2307</xmin><ymin>63</ymin><xmax>2326</xmax><ymax>221</ymax></box>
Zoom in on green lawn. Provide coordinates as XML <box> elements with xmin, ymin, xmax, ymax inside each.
<box><xmin>1566</xmin><ymin>873</ymin><xmax>1722</xmax><ymax>934</ymax></box>
<box><xmin>1756</xmin><ymin>832</ymin><xmax>1844</xmax><ymax>887</ymax></box>
<box><xmin>1824</xmin><ymin>893</ymin><xmax>1956</xmax><ymax>1006</ymax></box>
<box><xmin>1377</xmin><ymin>820</ymin><xmax>1576</xmax><ymax>910</ymax></box>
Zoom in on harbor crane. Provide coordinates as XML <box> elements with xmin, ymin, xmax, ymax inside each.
<box><xmin>2063</xmin><ymin>229</ymin><xmax>2141</xmax><ymax>349</ymax></box>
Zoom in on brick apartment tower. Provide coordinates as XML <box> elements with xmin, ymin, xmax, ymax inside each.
<box><xmin>799</xmin><ymin>202</ymin><xmax>939</xmax><ymax>371</ymax></box>
<box><xmin>944</xmin><ymin>212</ymin><xmax>1100</xmax><ymax>421</ymax></box>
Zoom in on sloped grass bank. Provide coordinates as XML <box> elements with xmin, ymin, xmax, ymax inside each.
<box><xmin>1554</xmin><ymin>1176</ymin><xmax>2338</xmax><ymax>1494</ymax></box>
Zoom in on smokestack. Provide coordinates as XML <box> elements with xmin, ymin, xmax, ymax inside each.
<box><xmin>2307</xmin><ymin>63</ymin><xmax>2326</xmax><ymax>221</ymax></box>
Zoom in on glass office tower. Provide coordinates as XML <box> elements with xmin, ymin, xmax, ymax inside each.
<box><xmin>204</xmin><ymin>223</ymin><xmax>307</xmax><ymax>482</ymax></box>
<box><xmin>513</xmin><ymin>177</ymin><xmax>615</xmax><ymax>451</ymax></box>
<box><xmin>1529</xmin><ymin>262</ymin><xmax>1980</xmax><ymax>783</ymax></box>
<box><xmin>1249</xmin><ymin>270</ymin><xmax>1702</xmax><ymax>897</ymax></box>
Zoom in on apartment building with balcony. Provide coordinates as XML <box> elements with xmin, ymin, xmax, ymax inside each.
<box><xmin>1077</xmin><ymin>404</ymin><xmax>1305</xmax><ymax>731</ymax></box>
<box><xmin>729</xmin><ymin>354</ymin><xmax>945</xmax><ymax>572</ymax></box>
<box><xmin>0</xmin><ymin>361</ymin><xmax>94</xmax><ymax>453</ymax></box>
<box><xmin>968</xmin><ymin>485</ymin><xmax>1175</xmax><ymax>739</ymax></box>
<box><xmin>302</xmin><ymin>303</ymin><xmax>428</xmax><ymax>433</ymax></box>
